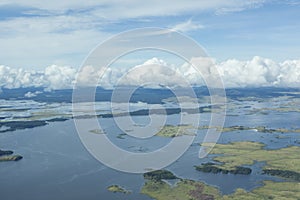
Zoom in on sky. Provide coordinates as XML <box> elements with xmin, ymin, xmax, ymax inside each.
<box><xmin>0</xmin><ymin>0</ymin><xmax>300</xmax><ymax>89</ymax></box>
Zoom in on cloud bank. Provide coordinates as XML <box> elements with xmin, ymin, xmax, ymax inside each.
<box><xmin>0</xmin><ymin>56</ymin><xmax>299</xmax><ymax>90</ymax></box>
<box><xmin>0</xmin><ymin>65</ymin><xmax>76</xmax><ymax>90</ymax></box>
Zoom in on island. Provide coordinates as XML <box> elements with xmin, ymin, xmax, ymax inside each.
<box><xmin>156</xmin><ymin>124</ymin><xmax>195</xmax><ymax>137</ymax></box>
<box><xmin>0</xmin><ymin>118</ymin><xmax>68</xmax><ymax>133</ymax></box>
<box><xmin>0</xmin><ymin>149</ymin><xmax>23</xmax><ymax>162</ymax></box>
<box><xmin>141</xmin><ymin>170</ymin><xmax>300</xmax><ymax>200</ymax></box>
<box><xmin>141</xmin><ymin>170</ymin><xmax>220</xmax><ymax>200</ymax></box>
<box><xmin>141</xmin><ymin>141</ymin><xmax>300</xmax><ymax>199</ymax></box>
<box><xmin>155</xmin><ymin>124</ymin><xmax>300</xmax><ymax>139</ymax></box>
<box><xmin>89</xmin><ymin>129</ymin><xmax>105</xmax><ymax>134</ymax></box>
<box><xmin>0</xmin><ymin>149</ymin><xmax>13</xmax><ymax>156</ymax></box>
<box><xmin>200</xmin><ymin>141</ymin><xmax>300</xmax><ymax>181</ymax></box>
<box><xmin>107</xmin><ymin>185</ymin><xmax>131</xmax><ymax>194</ymax></box>
<box><xmin>222</xmin><ymin>181</ymin><xmax>300</xmax><ymax>200</ymax></box>
<box><xmin>198</xmin><ymin>125</ymin><xmax>300</xmax><ymax>133</ymax></box>
<box><xmin>144</xmin><ymin>170</ymin><xmax>178</xmax><ymax>181</ymax></box>
<box><xmin>195</xmin><ymin>162</ymin><xmax>252</xmax><ymax>175</ymax></box>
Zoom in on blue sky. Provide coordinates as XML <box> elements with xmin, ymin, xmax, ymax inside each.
<box><xmin>0</xmin><ymin>0</ymin><xmax>299</xmax><ymax>69</ymax></box>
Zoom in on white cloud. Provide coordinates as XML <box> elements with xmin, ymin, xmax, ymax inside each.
<box><xmin>278</xmin><ymin>60</ymin><xmax>300</xmax><ymax>87</ymax></box>
<box><xmin>115</xmin><ymin>57</ymin><xmax>189</xmax><ymax>88</ymax></box>
<box><xmin>1</xmin><ymin>56</ymin><xmax>300</xmax><ymax>90</ymax></box>
<box><xmin>0</xmin><ymin>0</ymin><xmax>266</xmax><ymax>68</ymax></box>
<box><xmin>215</xmin><ymin>0</ymin><xmax>265</xmax><ymax>15</ymax></box>
<box><xmin>0</xmin><ymin>1</ymin><xmax>266</xmax><ymax>18</ymax></box>
<box><xmin>217</xmin><ymin>56</ymin><xmax>300</xmax><ymax>88</ymax></box>
<box><xmin>24</xmin><ymin>91</ymin><xmax>42</xmax><ymax>98</ymax></box>
<box><xmin>44</xmin><ymin>65</ymin><xmax>77</xmax><ymax>90</ymax></box>
<box><xmin>0</xmin><ymin>65</ymin><xmax>44</xmax><ymax>88</ymax></box>
<box><xmin>60</xmin><ymin>56</ymin><xmax>300</xmax><ymax>89</ymax></box>
<box><xmin>0</xmin><ymin>6</ymin><xmax>108</xmax><ymax>68</ymax></box>
<box><xmin>171</xmin><ymin>20</ymin><xmax>204</xmax><ymax>33</ymax></box>
<box><xmin>0</xmin><ymin>65</ymin><xmax>76</xmax><ymax>90</ymax></box>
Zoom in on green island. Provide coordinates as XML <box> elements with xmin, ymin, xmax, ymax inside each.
<box><xmin>200</xmin><ymin>141</ymin><xmax>300</xmax><ymax>181</ymax></box>
<box><xmin>195</xmin><ymin>162</ymin><xmax>252</xmax><ymax>175</ymax></box>
<box><xmin>156</xmin><ymin>124</ymin><xmax>195</xmax><ymax>137</ymax></box>
<box><xmin>141</xmin><ymin>170</ymin><xmax>300</xmax><ymax>200</ymax></box>
<box><xmin>144</xmin><ymin>170</ymin><xmax>178</xmax><ymax>181</ymax></box>
<box><xmin>154</xmin><ymin>124</ymin><xmax>300</xmax><ymax>138</ymax></box>
<box><xmin>107</xmin><ymin>185</ymin><xmax>131</xmax><ymax>194</ymax></box>
<box><xmin>116</xmin><ymin>133</ymin><xmax>127</xmax><ymax>139</ymax></box>
<box><xmin>89</xmin><ymin>129</ymin><xmax>105</xmax><ymax>134</ymax></box>
<box><xmin>0</xmin><ymin>155</ymin><xmax>23</xmax><ymax>161</ymax></box>
<box><xmin>141</xmin><ymin>141</ymin><xmax>300</xmax><ymax>200</ymax></box>
<box><xmin>222</xmin><ymin>181</ymin><xmax>300</xmax><ymax>200</ymax></box>
<box><xmin>199</xmin><ymin>125</ymin><xmax>300</xmax><ymax>133</ymax></box>
<box><xmin>0</xmin><ymin>149</ymin><xmax>23</xmax><ymax>162</ymax></box>
<box><xmin>141</xmin><ymin>170</ymin><xmax>220</xmax><ymax>200</ymax></box>
<box><xmin>0</xmin><ymin>118</ymin><xmax>68</xmax><ymax>133</ymax></box>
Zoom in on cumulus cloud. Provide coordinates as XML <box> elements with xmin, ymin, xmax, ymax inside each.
<box><xmin>0</xmin><ymin>56</ymin><xmax>300</xmax><ymax>90</ymax></box>
<box><xmin>277</xmin><ymin>60</ymin><xmax>300</xmax><ymax>87</ymax></box>
<box><xmin>0</xmin><ymin>65</ymin><xmax>76</xmax><ymax>90</ymax></box>
<box><xmin>115</xmin><ymin>58</ymin><xmax>190</xmax><ymax>88</ymax></box>
<box><xmin>216</xmin><ymin>56</ymin><xmax>300</xmax><ymax>88</ymax></box>
<box><xmin>44</xmin><ymin>65</ymin><xmax>77</xmax><ymax>90</ymax></box>
<box><xmin>24</xmin><ymin>91</ymin><xmax>42</xmax><ymax>98</ymax></box>
<box><xmin>0</xmin><ymin>65</ymin><xmax>44</xmax><ymax>88</ymax></box>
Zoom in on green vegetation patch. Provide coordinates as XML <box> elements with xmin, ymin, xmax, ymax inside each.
<box><xmin>144</xmin><ymin>170</ymin><xmax>178</xmax><ymax>181</ymax></box>
<box><xmin>141</xmin><ymin>172</ymin><xmax>221</xmax><ymax>200</ymax></box>
<box><xmin>141</xmin><ymin>170</ymin><xmax>300</xmax><ymax>200</ymax></box>
<box><xmin>202</xmin><ymin>141</ymin><xmax>300</xmax><ymax>181</ymax></box>
<box><xmin>223</xmin><ymin>181</ymin><xmax>300</xmax><ymax>200</ymax></box>
<box><xmin>199</xmin><ymin>125</ymin><xmax>300</xmax><ymax>133</ymax></box>
<box><xmin>142</xmin><ymin>172</ymin><xmax>300</xmax><ymax>200</ymax></box>
<box><xmin>0</xmin><ymin>149</ymin><xmax>23</xmax><ymax>162</ymax></box>
<box><xmin>89</xmin><ymin>129</ymin><xmax>105</xmax><ymax>134</ymax></box>
<box><xmin>195</xmin><ymin>162</ymin><xmax>252</xmax><ymax>175</ymax></box>
<box><xmin>263</xmin><ymin>169</ymin><xmax>300</xmax><ymax>181</ymax></box>
<box><xmin>0</xmin><ymin>155</ymin><xmax>23</xmax><ymax>162</ymax></box>
<box><xmin>107</xmin><ymin>185</ymin><xmax>131</xmax><ymax>194</ymax></box>
<box><xmin>156</xmin><ymin>124</ymin><xmax>195</xmax><ymax>137</ymax></box>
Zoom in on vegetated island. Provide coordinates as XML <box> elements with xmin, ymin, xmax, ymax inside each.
<box><xmin>195</xmin><ymin>162</ymin><xmax>252</xmax><ymax>175</ymax></box>
<box><xmin>89</xmin><ymin>129</ymin><xmax>105</xmax><ymax>134</ymax></box>
<box><xmin>0</xmin><ymin>149</ymin><xmax>22</xmax><ymax>162</ymax></box>
<box><xmin>156</xmin><ymin>124</ymin><xmax>195</xmax><ymax>137</ymax></box>
<box><xmin>0</xmin><ymin>118</ymin><xmax>68</xmax><ymax>133</ymax></box>
<box><xmin>198</xmin><ymin>125</ymin><xmax>300</xmax><ymax>133</ymax></box>
<box><xmin>156</xmin><ymin>124</ymin><xmax>300</xmax><ymax>138</ymax></box>
<box><xmin>107</xmin><ymin>185</ymin><xmax>131</xmax><ymax>194</ymax></box>
<box><xmin>97</xmin><ymin>105</ymin><xmax>216</xmax><ymax>119</ymax></box>
<box><xmin>199</xmin><ymin>141</ymin><xmax>300</xmax><ymax>181</ymax></box>
<box><xmin>141</xmin><ymin>170</ymin><xmax>300</xmax><ymax>200</ymax></box>
<box><xmin>141</xmin><ymin>170</ymin><xmax>220</xmax><ymax>200</ymax></box>
<box><xmin>143</xmin><ymin>170</ymin><xmax>178</xmax><ymax>181</ymax></box>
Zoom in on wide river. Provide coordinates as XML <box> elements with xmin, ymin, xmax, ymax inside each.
<box><xmin>0</xmin><ymin>110</ymin><xmax>299</xmax><ymax>200</ymax></box>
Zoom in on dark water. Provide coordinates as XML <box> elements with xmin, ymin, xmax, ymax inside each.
<box><xmin>0</xmin><ymin>120</ymin><xmax>152</xmax><ymax>200</ymax></box>
<box><xmin>0</xmin><ymin>110</ymin><xmax>299</xmax><ymax>199</ymax></box>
